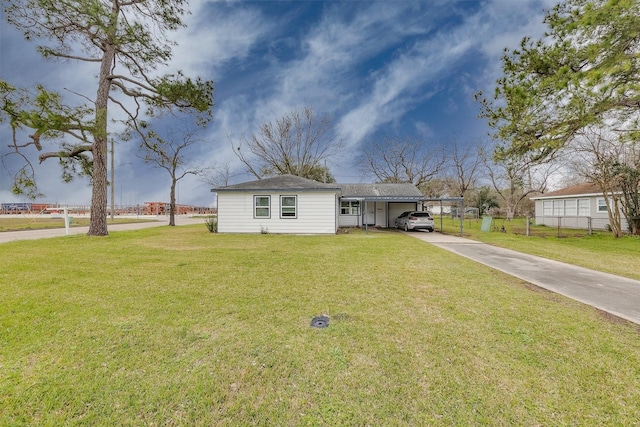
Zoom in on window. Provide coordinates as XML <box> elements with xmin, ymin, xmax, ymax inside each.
<box><xmin>565</xmin><ymin>200</ymin><xmax>577</xmax><ymax>216</ymax></box>
<box><xmin>553</xmin><ymin>200</ymin><xmax>563</xmax><ymax>216</ymax></box>
<box><xmin>597</xmin><ymin>198</ymin><xmax>609</xmax><ymax>213</ymax></box>
<box><xmin>254</xmin><ymin>196</ymin><xmax>270</xmax><ymax>218</ymax></box>
<box><xmin>340</xmin><ymin>200</ymin><xmax>360</xmax><ymax>215</ymax></box>
<box><xmin>543</xmin><ymin>201</ymin><xmax>553</xmax><ymax>216</ymax></box>
<box><xmin>280</xmin><ymin>196</ymin><xmax>297</xmax><ymax>218</ymax></box>
<box><xmin>578</xmin><ymin>199</ymin><xmax>589</xmax><ymax>216</ymax></box>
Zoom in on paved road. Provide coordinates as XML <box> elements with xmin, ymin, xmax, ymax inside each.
<box><xmin>407</xmin><ymin>230</ymin><xmax>640</xmax><ymax>326</ymax></box>
<box><xmin>0</xmin><ymin>216</ymin><xmax>205</xmax><ymax>244</ymax></box>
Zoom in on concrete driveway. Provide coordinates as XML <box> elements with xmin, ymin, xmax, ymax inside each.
<box><xmin>406</xmin><ymin>230</ymin><xmax>640</xmax><ymax>326</ymax></box>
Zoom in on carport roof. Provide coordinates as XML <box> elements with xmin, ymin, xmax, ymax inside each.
<box><xmin>339</xmin><ymin>183</ymin><xmax>424</xmax><ymax>201</ymax></box>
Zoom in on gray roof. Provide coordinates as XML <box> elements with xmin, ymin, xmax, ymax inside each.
<box><xmin>214</xmin><ymin>174</ymin><xmax>340</xmax><ymax>192</ymax></box>
<box><xmin>530</xmin><ymin>182</ymin><xmax>622</xmax><ymax>200</ymax></box>
<box><xmin>339</xmin><ymin>183</ymin><xmax>423</xmax><ymax>200</ymax></box>
<box><xmin>214</xmin><ymin>176</ymin><xmax>426</xmax><ymax>200</ymax></box>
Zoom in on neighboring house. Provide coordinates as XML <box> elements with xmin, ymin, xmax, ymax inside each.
<box><xmin>530</xmin><ymin>183</ymin><xmax>628</xmax><ymax>231</ymax></box>
<box><xmin>213</xmin><ymin>175</ymin><xmax>426</xmax><ymax>234</ymax></box>
<box><xmin>428</xmin><ymin>204</ymin><xmax>452</xmax><ymax>215</ymax></box>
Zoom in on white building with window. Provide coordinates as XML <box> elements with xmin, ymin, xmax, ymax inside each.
<box><xmin>214</xmin><ymin>175</ymin><xmax>340</xmax><ymax>234</ymax></box>
<box><xmin>530</xmin><ymin>183</ymin><xmax>628</xmax><ymax>231</ymax></box>
<box><xmin>213</xmin><ymin>175</ymin><xmax>426</xmax><ymax>234</ymax></box>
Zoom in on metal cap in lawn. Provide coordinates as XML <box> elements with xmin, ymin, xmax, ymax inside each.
<box><xmin>310</xmin><ymin>315</ymin><xmax>329</xmax><ymax>328</ymax></box>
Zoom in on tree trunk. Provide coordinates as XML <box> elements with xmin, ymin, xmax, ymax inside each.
<box><xmin>169</xmin><ymin>180</ymin><xmax>176</xmax><ymax>226</ymax></box>
<box><xmin>88</xmin><ymin>40</ymin><xmax>116</xmax><ymax>236</ymax></box>
<box><xmin>605</xmin><ymin>197</ymin><xmax>623</xmax><ymax>238</ymax></box>
<box><xmin>505</xmin><ymin>206</ymin><xmax>515</xmax><ymax>221</ymax></box>
<box><xmin>88</xmin><ymin>138</ymin><xmax>109</xmax><ymax>235</ymax></box>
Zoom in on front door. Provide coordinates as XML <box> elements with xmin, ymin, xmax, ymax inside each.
<box><xmin>364</xmin><ymin>201</ymin><xmax>375</xmax><ymax>226</ymax></box>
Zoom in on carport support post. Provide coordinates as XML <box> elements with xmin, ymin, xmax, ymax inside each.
<box><xmin>364</xmin><ymin>200</ymin><xmax>368</xmax><ymax>235</ymax></box>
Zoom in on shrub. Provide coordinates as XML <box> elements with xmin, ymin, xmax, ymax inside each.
<box><xmin>204</xmin><ymin>217</ymin><xmax>217</xmax><ymax>233</ymax></box>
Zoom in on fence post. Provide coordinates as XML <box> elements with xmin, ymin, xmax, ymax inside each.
<box><xmin>526</xmin><ymin>216</ymin><xmax>530</xmax><ymax>237</ymax></box>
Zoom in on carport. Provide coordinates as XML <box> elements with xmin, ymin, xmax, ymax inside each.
<box><xmin>340</xmin><ymin>196</ymin><xmax>464</xmax><ymax>235</ymax></box>
<box><xmin>339</xmin><ymin>183</ymin><xmax>425</xmax><ymax>229</ymax></box>
<box><xmin>338</xmin><ymin>196</ymin><xmax>426</xmax><ymax>230</ymax></box>
<box><xmin>338</xmin><ymin>184</ymin><xmax>465</xmax><ymax>235</ymax></box>
<box><xmin>422</xmin><ymin>197</ymin><xmax>465</xmax><ymax>236</ymax></box>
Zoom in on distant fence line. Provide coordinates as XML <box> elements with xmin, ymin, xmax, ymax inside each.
<box><xmin>534</xmin><ymin>215</ymin><xmax>595</xmax><ymax>235</ymax></box>
<box><xmin>473</xmin><ymin>216</ymin><xmax>596</xmax><ymax>237</ymax></box>
<box><xmin>1</xmin><ymin>202</ymin><xmax>216</xmax><ymax>216</ymax></box>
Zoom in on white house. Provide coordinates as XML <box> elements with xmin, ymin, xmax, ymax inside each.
<box><xmin>213</xmin><ymin>175</ymin><xmax>426</xmax><ymax>234</ymax></box>
<box><xmin>530</xmin><ymin>182</ymin><xmax>628</xmax><ymax>231</ymax></box>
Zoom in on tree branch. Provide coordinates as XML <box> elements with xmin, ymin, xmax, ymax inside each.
<box><xmin>38</xmin><ymin>144</ymin><xmax>93</xmax><ymax>163</ymax></box>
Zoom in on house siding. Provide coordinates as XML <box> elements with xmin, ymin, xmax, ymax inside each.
<box><xmin>218</xmin><ymin>190</ymin><xmax>338</xmax><ymax>234</ymax></box>
<box><xmin>533</xmin><ymin>195</ymin><xmax>628</xmax><ymax>231</ymax></box>
<box><xmin>338</xmin><ymin>213</ymin><xmax>361</xmax><ymax>228</ymax></box>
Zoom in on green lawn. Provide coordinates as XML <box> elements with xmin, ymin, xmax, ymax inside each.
<box><xmin>1</xmin><ymin>226</ymin><xmax>639</xmax><ymax>425</ymax></box>
<box><xmin>0</xmin><ymin>217</ymin><xmax>155</xmax><ymax>232</ymax></box>
<box><xmin>438</xmin><ymin>216</ymin><xmax>640</xmax><ymax>281</ymax></box>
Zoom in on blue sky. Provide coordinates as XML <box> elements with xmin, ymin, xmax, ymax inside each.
<box><xmin>0</xmin><ymin>0</ymin><xmax>557</xmax><ymax>207</ymax></box>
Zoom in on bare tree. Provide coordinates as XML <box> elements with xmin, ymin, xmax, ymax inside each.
<box><xmin>612</xmin><ymin>143</ymin><xmax>640</xmax><ymax>235</ymax></box>
<box><xmin>481</xmin><ymin>143</ymin><xmax>558</xmax><ymax>220</ymax></box>
<box><xmin>445</xmin><ymin>142</ymin><xmax>482</xmax><ymax>199</ymax></box>
<box><xmin>140</xmin><ymin>125</ymin><xmax>211</xmax><ymax>226</ymax></box>
<box><xmin>420</xmin><ymin>178</ymin><xmax>448</xmax><ymax>198</ymax></box>
<box><xmin>203</xmin><ymin>162</ymin><xmax>233</xmax><ymax>188</ymax></box>
<box><xmin>233</xmin><ymin>107</ymin><xmax>342</xmax><ymax>180</ymax></box>
<box><xmin>568</xmin><ymin>127</ymin><xmax>630</xmax><ymax>237</ymax></box>
<box><xmin>360</xmin><ymin>137</ymin><xmax>447</xmax><ymax>188</ymax></box>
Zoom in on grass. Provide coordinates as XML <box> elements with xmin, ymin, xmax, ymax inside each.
<box><xmin>1</xmin><ymin>225</ymin><xmax>640</xmax><ymax>425</ymax></box>
<box><xmin>0</xmin><ymin>216</ymin><xmax>155</xmax><ymax>232</ymax></box>
<box><xmin>438</xmin><ymin>216</ymin><xmax>640</xmax><ymax>281</ymax></box>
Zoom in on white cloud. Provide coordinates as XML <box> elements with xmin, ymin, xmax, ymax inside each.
<box><xmin>335</xmin><ymin>0</ymin><xmax>553</xmax><ymax>149</ymax></box>
<box><xmin>336</xmin><ymin>24</ymin><xmax>474</xmax><ymax>146</ymax></box>
<box><xmin>171</xmin><ymin>3</ymin><xmax>273</xmax><ymax>78</ymax></box>
<box><xmin>414</xmin><ymin>121</ymin><xmax>435</xmax><ymax>139</ymax></box>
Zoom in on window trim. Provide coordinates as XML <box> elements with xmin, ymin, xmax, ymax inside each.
<box><xmin>553</xmin><ymin>200</ymin><xmax>563</xmax><ymax>216</ymax></box>
<box><xmin>254</xmin><ymin>195</ymin><xmax>271</xmax><ymax>219</ymax></box>
<box><xmin>280</xmin><ymin>195</ymin><xmax>297</xmax><ymax>219</ymax></box>
<box><xmin>577</xmin><ymin>199</ymin><xmax>590</xmax><ymax>216</ymax></box>
<box><xmin>564</xmin><ymin>199</ymin><xmax>577</xmax><ymax>216</ymax></box>
<box><xmin>597</xmin><ymin>197</ymin><xmax>609</xmax><ymax>213</ymax></box>
<box><xmin>340</xmin><ymin>200</ymin><xmax>360</xmax><ymax>216</ymax></box>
